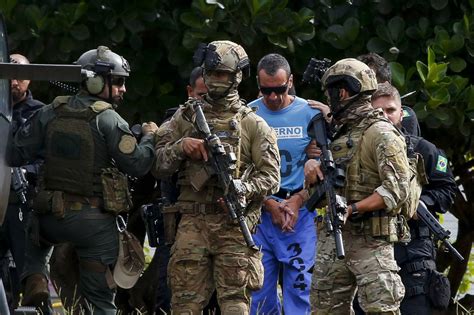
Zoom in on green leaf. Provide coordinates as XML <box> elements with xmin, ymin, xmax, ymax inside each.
<box><xmin>419</xmin><ymin>17</ymin><xmax>430</xmax><ymax>36</ymax></box>
<box><xmin>432</xmin><ymin>108</ymin><xmax>450</xmax><ymax>121</ymax></box>
<box><xmin>387</xmin><ymin>16</ymin><xmax>405</xmax><ymax>42</ymax></box>
<box><xmin>427</xmin><ymin>47</ymin><xmax>435</xmax><ymax>66</ymax></box>
<box><xmin>343</xmin><ymin>17</ymin><xmax>359</xmax><ymax>42</ymax></box>
<box><xmin>427</xmin><ymin>86</ymin><xmax>450</xmax><ymax>108</ymax></box>
<box><xmin>246</xmin><ymin>0</ymin><xmax>272</xmax><ymax>15</ymax></box>
<box><xmin>70</xmin><ymin>24</ymin><xmax>90</xmax><ymax>41</ymax></box>
<box><xmin>390</xmin><ymin>62</ymin><xmax>405</xmax><ymax>87</ymax></box>
<box><xmin>180</xmin><ymin>11</ymin><xmax>203</xmax><ymax>28</ymax></box>
<box><xmin>449</xmin><ymin>57</ymin><xmax>467</xmax><ymax>72</ymax></box>
<box><xmin>416</xmin><ymin>61</ymin><xmax>428</xmax><ymax>82</ymax></box>
<box><xmin>111</xmin><ymin>25</ymin><xmax>126</xmax><ymax>43</ymax></box>
<box><xmin>367</xmin><ymin>37</ymin><xmax>387</xmax><ymax>53</ymax></box>
<box><xmin>268</xmin><ymin>34</ymin><xmax>288</xmax><ymax>48</ymax></box>
<box><xmin>375</xmin><ymin>24</ymin><xmax>391</xmax><ymax>43</ymax></box>
<box><xmin>324</xmin><ymin>24</ymin><xmax>347</xmax><ymax>49</ymax></box>
<box><xmin>59</xmin><ymin>36</ymin><xmax>75</xmax><ymax>53</ymax></box>
<box><xmin>430</xmin><ymin>0</ymin><xmax>448</xmax><ymax>10</ymax></box>
<box><xmin>427</xmin><ymin>62</ymin><xmax>448</xmax><ymax>83</ymax></box>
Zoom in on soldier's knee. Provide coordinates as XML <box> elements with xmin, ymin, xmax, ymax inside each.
<box><xmin>220</xmin><ymin>301</ymin><xmax>248</xmax><ymax>315</ymax></box>
<box><xmin>172</xmin><ymin>303</ymin><xmax>202</xmax><ymax>315</ymax></box>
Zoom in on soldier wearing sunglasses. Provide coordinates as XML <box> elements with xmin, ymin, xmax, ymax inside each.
<box><xmin>249</xmin><ymin>53</ymin><xmax>319</xmax><ymax>315</ymax></box>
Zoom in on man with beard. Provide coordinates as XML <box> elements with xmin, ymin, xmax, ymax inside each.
<box><xmin>152</xmin><ymin>40</ymin><xmax>281</xmax><ymax>315</ymax></box>
<box><xmin>9</xmin><ymin>46</ymin><xmax>157</xmax><ymax>314</ymax></box>
<box><xmin>0</xmin><ymin>54</ymin><xmax>45</xmax><ymax>311</ymax></box>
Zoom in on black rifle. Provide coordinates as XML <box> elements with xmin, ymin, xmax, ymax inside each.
<box><xmin>305</xmin><ymin>113</ymin><xmax>346</xmax><ymax>259</ymax></box>
<box><xmin>193</xmin><ymin>103</ymin><xmax>256</xmax><ymax>249</ymax></box>
<box><xmin>302</xmin><ymin>58</ymin><xmax>332</xmax><ymax>85</ymax></box>
<box><xmin>11</xmin><ymin>167</ymin><xmax>29</xmax><ymax>221</ymax></box>
<box><xmin>141</xmin><ymin>198</ymin><xmax>167</xmax><ymax>248</ymax></box>
<box><xmin>417</xmin><ymin>201</ymin><xmax>464</xmax><ymax>262</ymax></box>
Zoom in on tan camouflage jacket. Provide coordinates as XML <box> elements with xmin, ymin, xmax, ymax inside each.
<box><xmin>152</xmin><ymin>99</ymin><xmax>281</xmax><ymax>206</ymax></box>
<box><xmin>332</xmin><ymin>99</ymin><xmax>410</xmax><ymax>215</ymax></box>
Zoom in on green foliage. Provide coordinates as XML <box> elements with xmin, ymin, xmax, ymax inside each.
<box><xmin>459</xmin><ymin>251</ymin><xmax>474</xmax><ymax>294</ymax></box>
<box><xmin>1</xmin><ymin>0</ymin><xmax>473</xmax><ymax>161</ymax></box>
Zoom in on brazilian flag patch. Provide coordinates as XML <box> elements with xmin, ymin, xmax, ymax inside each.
<box><xmin>403</xmin><ymin>109</ymin><xmax>411</xmax><ymax>118</ymax></box>
<box><xmin>436</xmin><ymin>155</ymin><xmax>448</xmax><ymax>172</ymax></box>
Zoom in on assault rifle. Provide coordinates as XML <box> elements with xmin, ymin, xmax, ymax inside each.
<box><xmin>305</xmin><ymin>113</ymin><xmax>346</xmax><ymax>259</ymax></box>
<box><xmin>11</xmin><ymin>167</ymin><xmax>29</xmax><ymax>221</ymax></box>
<box><xmin>417</xmin><ymin>201</ymin><xmax>464</xmax><ymax>262</ymax></box>
<box><xmin>193</xmin><ymin>102</ymin><xmax>256</xmax><ymax>249</ymax></box>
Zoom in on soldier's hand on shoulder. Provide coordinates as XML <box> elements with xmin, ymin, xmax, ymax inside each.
<box><xmin>307</xmin><ymin>99</ymin><xmax>332</xmax><ymax>123</ymax></box>
<box><xmin>182</xmin><ymin>137</ymin><xmax>208</xmax><ymax>161</ymax></box>
<box><xmin>142</xmin><ymin>122</ymin><xmax>158</xmax><ymax>135</ymax></box>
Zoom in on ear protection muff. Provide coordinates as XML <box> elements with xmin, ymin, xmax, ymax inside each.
<box><xmin>85</xmin><ymin>74</ymin><xmax>105</xmax><ymax>95</ymax></box>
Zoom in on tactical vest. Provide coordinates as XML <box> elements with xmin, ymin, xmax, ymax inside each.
<box><xmin>43</xmin><ymin>96</ymin><xmax>112</xmax><ymax>196</ymax></box>
<box><xmin>332</xmin><ymin>110</ymin><xmax>424</xmax><ymax>220</ymax></box>
<box><xmin>178</xmin><ymin>101</ymin><xmax>253</xmax><ymax>204</ymax></box>
<box><xmin>330</xmin><ymin>110</ymin><xmax>388</xmax><ymax>203</ymax></box>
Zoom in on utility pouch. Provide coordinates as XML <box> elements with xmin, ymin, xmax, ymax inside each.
<box><xmin>51</xmin><ymin>191</ymin><xmax>65</xmax><ymax>219</ymax></box>
<box><xmin>190</xmin><ymin>166</ymin><xmax>212</xmax><ymax>192</ymax></box>
<box><xmin>101</xmin><ymin>168</ymin><xmax>133</xmax><ymax>215</ymax></box>
<box><xmin>370</xmin><ymin>211</ymin><xmax>382</xmax><ymax>237</ymax></box>
<box><xmin>32</xmin><ymin>190</ymin><xmax>54</xmax><ymax>214</ymax></box>
<box><xmin>247</xmin><ymin>248</ymin><xmax>264</xmax><ymax>291</ymax></box>
<box><xmin>395</xmin><ymin>214</ymin><xmax>411</xmax><ymax>243</ymax></box>
<box><xmin>428</xmin><ymin>269</ymin><xmax>451</xmax><ymax>310</ymax></box>
<box><xmin>162</xmin><ymin>205</ymin><xmax>180</xmax><ymax>246</ymax></box>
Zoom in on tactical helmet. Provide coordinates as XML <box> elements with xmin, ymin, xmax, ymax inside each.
<box><xmin>321</xmin><ymin>58</ymin><xmax>377</xmax><ymax>94</ymax></box>
<box><xmin>75</xmin><ymin>46</ymin><xmax>130</xmax><ymax>95</ymax></box>
<box><xmin>75</xmin><ymin>46</ymin><xmax>130</xmax><ymax>77</ymax></box>
<box><xmin>193</xmin><ymin>40</ymin><xmax>250</xmax><ymax>78</ymax></box>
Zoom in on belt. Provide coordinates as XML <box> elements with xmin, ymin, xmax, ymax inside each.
<box><xmin>63</xmin><ymin>193</ymin><xmax>103</xmax><ymax>209</ymax></box>
<box><xmin>273</xmin><ymin>187</ymin><xmax>302</xmax><ymax>199</ymax></box>
<box><xmin>177</xmin><ymin>202</ymin><xmax>224</xmax><ymax>215</ymax></box>
<box><xmin>401</xmin><ymin>259</ymin><xmax>436</xmax><ymax>273</ymax></box>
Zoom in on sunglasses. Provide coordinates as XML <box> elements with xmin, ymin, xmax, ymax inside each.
<box><xmin>259</xmin><ymin>81</ymin><xmax>289</xmax><ymax>96</ymax></box>
<box><xmin>111</xmin><ymin>77</ymin><xmax>126</xmax><ymax>87</ymax></box>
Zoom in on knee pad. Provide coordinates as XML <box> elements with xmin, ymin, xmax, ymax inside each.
<box><xmin>172</xmin><ymin>303</ymin><xmax>202</xmax><ymax>315</ymax></box>
<box><xmin>221</xmin><ymin>302</ymin><xmax>248</xmax><ymax>315</ymax></box>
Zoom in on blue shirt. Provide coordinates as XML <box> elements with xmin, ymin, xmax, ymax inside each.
<box><xmin>250</xmin><ymin>96</ymin><xmax>319</xmax><ymax>191</ymax></box>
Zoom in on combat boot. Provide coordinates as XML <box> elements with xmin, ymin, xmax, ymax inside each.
<box><xmin>22</xmin><ymin>273</ymin><xmax>50</xmax><ymax>307</ymax></box>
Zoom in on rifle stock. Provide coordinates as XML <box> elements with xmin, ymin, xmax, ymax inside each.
<box><xmin>193</xmin><ymin>103</ymin><xmax>256</xmax><ymax>249</ymax></box>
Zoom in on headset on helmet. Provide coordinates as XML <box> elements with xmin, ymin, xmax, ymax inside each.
<box><xmin>321</xmin><ymin>58</ymin><xmax>377</xmax><ymax>94</ymax></box>
<box><xmin>75</xmin><ymin>46</ymin><xmax>130</xmax><ymax>95</ymax></box>
<box><xmin>193</xmin><ymin>40</ymin><xmax>250</xmax><ymax>79</ymax></box>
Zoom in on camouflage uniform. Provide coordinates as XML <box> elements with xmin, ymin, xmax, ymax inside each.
<box><xmin>309</xmin><ymin>59</ymin><xmax>409</xmax><ymax>315</ymax></box>
<box><xmin>152</xmin><ymin>41</ymin><xmax>280</xmax><ymax>315</ymax></box>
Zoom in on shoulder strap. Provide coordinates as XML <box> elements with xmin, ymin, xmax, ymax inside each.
<box><xmin>51</xmin><ymin>96</ymin><xmax>71</xmax><ymax>109</ymax></box>
<box><xmin>90</xmin><ymin>100</ymin><xmax>113</xmax><ymax>113</ymax></box>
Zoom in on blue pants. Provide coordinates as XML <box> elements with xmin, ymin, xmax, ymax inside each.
<box><xmin>250</xmin><ymin>208</ymin><xmax>316</xmax><ymax>315</ymax></box>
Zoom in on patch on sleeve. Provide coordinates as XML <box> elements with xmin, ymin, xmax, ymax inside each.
<box><xmin>435</xmin><ymin>155</ymin><xmax>448</xmax><ymax>172</ymax></box>
<box><xmin>118</xmin><ymin>135</ymin><xmax>137</xmax><ymax>154</ymax></box>
<box><xmin>403</xmin><ymin>109</ymin><xmax>411</xmax><ymax>118</ymax></box>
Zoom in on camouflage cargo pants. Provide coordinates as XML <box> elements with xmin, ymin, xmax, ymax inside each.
<box><xmin>310</xmin><ymin>221</ymin><xmax>405</xmax><ymax>315</ymax></box>
<box><xmin>168</xmin><ymin>210</ymin><xmax>263</xmax><ymax>315</ymax></box>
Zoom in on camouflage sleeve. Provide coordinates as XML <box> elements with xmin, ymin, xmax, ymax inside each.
<box><xmin>9</xmin><ymin>105</ymin><xmax>54</xmax><ymax>166</ymax></box>
<box><xmin>241</xmin><ymin>113</ymin><xmax>281</xmax><ymax>200</ymax></box>
<box><xmin>151</xmin><ymin>108</ymin><xmax>191</xmax><ymax>178</ymax></box>
<box><xmin>364</xmin><ymin>122</ymin><xmax>410</xmax><ymax>215</ymax></box>
<box><xmin>97</xmin><ymin>110</ymin><xmax>155</xmax><ymax>177</ymax></box>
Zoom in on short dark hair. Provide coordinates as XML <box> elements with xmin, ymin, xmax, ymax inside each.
<box><xmin>357</xmin><ymin>52</ymin><xmax>391</xmax><ymax>83</ymax></box>
<box><xmin>257</xmin><ymin>53</ymin><xmax>291</xmax><ymax>78</ymax></box>
<box><xmin>189</xmin><ymin>66</ymin><xmax>203</xmax><ymax>87</ymax></box>
<box><xmin>372</xmin><ymin>82</ymin><xmax>401</xmax><ymax>105</ymax></box>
